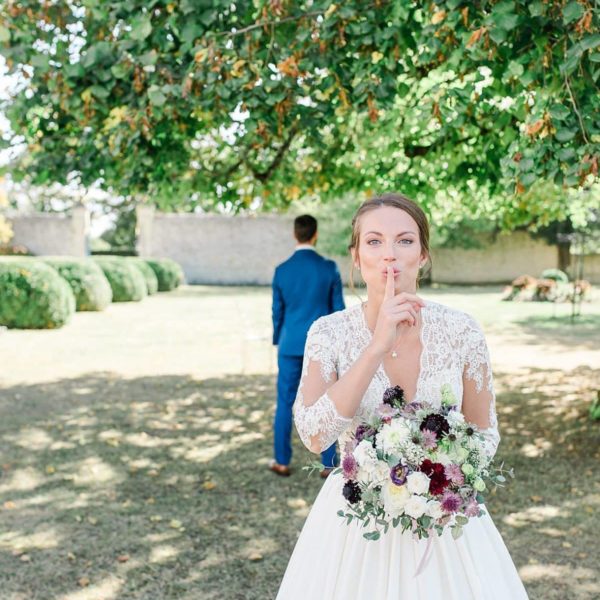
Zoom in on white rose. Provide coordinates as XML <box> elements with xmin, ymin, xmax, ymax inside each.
<box><xmin>354</xmin><ymin>440</ymin><xmax>377</xmax><ymax>467</ymax></box>
<box><xmin>446</xmin><ymin>410</ymin><xmax>465</xmax><ymax>426</ymax></box>
<box><xmin>406</xmin><ymin>471</ymin><xmax>430</xmax><ymax>495</ymax></box>
<box><xmin>377</xmin><ymin>420</ymin><xmax>411</xmax><ymax>454</ymax></box>
<box><xmin>382</xmin><ymin>482</ymin><xmax>411</xmax><ymax>517</ymax></box>
<box><xmin>404</xmin><ymin>495</ymin><xmax>428</xmax><ymax>519</ymax></box>
<box><xmin>426</xmin><ymin>500</ymin><xmax>444</xmax><ymax>520</ymax></box>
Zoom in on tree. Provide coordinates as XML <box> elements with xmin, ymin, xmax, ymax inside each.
<box><xmin>0</xmin><ymin>0</ymin><xmax>598</xmax><ymax>224</ymax></box>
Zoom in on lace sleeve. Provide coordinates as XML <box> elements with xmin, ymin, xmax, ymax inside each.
<box><xmin>293</xmin><ymin>317</ymin><xmax>353</xmax><ymax>453</ymax></box>
<box><xmin>461</xmin><ymin>316</ymin><xmax>500</xmax><ymax>460</ymax></box>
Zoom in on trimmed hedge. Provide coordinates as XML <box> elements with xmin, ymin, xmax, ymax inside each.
<box><xmin>93</xmin><ymin>256</ymin><xmax>148</xmax><ymax>302</ymax></box>
<box><xmin>0</xmin><ymin>258</ymin><xmax>75</xmax><ymax>328</ymax></box>
<box><xmin>42</xmin><ymin>257</ymin><xmax>112</xmax><ymax>311</ymax></box>
<box><xmin>145</xmin><ymin>258</ymin><xmax>184</xmax><ymax>291</ymax></box>
<box><xmin>126</xmin><ymin>257</ymin><xmax>159</xmax><ymax>295</ymax></box>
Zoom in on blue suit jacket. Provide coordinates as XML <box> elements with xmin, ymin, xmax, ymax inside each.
<box><xmin>272</xmin><ymin>248</ymin><xmax>345</xmax><ymax>356</ymax></box>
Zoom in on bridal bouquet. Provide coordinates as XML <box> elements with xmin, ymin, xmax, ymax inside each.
<box><xmin>337</xmin><ymin>385</ymin><xmax>512</xmax><ymax>541</ymax></box>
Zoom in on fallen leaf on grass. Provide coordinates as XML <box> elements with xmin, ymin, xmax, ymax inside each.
<box><xmin>20</xmin><ymin>554</ymin><xmax>31</xmax><ymax>562</ymax></box>
<box><xmin>248</xmin><ymin>552</ymin><xmax>263</xmax><ymax>561</ymax></box>
<box><xmin>78</xmin><ymin>577</ymin><xmax>90</xmax><ymax>587</ymax></box>
<box><xmin>67</xmin><ymin>553</ymin><xmax>76</xmax><ymax>561</ymax></box>
<box><xmin>46</xmin><ymin>465</ymin><xmax>55</xmax><ymax>474</ymax></box>
<box><xmin>202</xmin><ymin>481</ymin><xmax>216</xmax><ymax>491</ymax></box>
<box><xmin>3</xmin><ymin>501</ymin><xmax>16</xmax><ymax>510</ymax></box>
<box><xmin>87</xmin><ymin>517</ymin><xmax>98</xmax><ymax>525</ymax></box>
<box><xmin>117</xmin><ymin>554</ymin><xmax>130</xmax><ymax>563</ymax></box>
<box><xmin>169</xmin><ymin>519</ymin><xmax>182</xmax><ymax>529</ymax></box>
<box><xmin>530</xmin><ymin>495</ymin><xmax>543</xmax><ymax>502</ymax></box>
<box><xmin>150</xmin><ymin>515</ymin><xmax>163</xmax><ymax>522</ymax></box>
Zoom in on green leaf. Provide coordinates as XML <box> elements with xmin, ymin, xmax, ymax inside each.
<box><xmin>563</xmin><ymin>2</ymin><xmax>585</xmax><ymax>25</ymax></box>
<box><xmin>451</xmin><ymin>526</ymin><xmax>463</xmax><ymax>539</ymax></box>
<box><xmin>590</xmin><ymin>52</ymin><xmax>600</xmax><ymax>63</ymax></box>
<box><xmin>549</xmin><ymin>104</ymin><xmax>571</xmax><ymax>120</ymax></box>
<box><xmin>528</xmin><ymin>1</ymin><xmax>545</xmax><ymax>17</ymax></box>
<box><xmin>0</xmin><ymin>25</ymin><xmax>10</xmax><ymax>43</ymax></box>
<box><xmin>555</xmin><ymin>128</ymin><xmax>577</xmax><ymax>142</ymax></box>
<box><xmin>580</xmin><ymin>34</ymin><xmax>600</xmax><ymax>53</ymax></box>
<box><xmin>30</xmin><ymin>54</ymin><xmax>50</xmax><ymax>70</ymax></box>
<box><xmin>200</xmin><ymin>10</ymin><xmax>217</xmax><ymax>26</ymax></box>
<box><xmin>557</xmin><ymin>147</ymin><xmax>576</xmax><ymax>161</ymax></box>
<box><xmin>111</xmin><ymin>63</ymin><xmax>130</xmax><ymax>79</ymax></box>
<box><xmin>90</xmin><ymin>85</ymin><xmax>110</xmax><ymax>99</ymax></box>
<box><xmin>148</xmin><ymin>85</ymin><xmax>167</xmax><ymax>106</ymax></box>
<box><xmin>131</xmin><ymin>15</ymin><xmax>152</xmax><ymax>41</ymax></box>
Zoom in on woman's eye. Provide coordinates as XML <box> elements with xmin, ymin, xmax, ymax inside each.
<box><xmin>399</xmin><ymin>239</ymin><xmax>413</xmax><ymax>245</ymax></box>
<box><xmin>366</xmin><ymin>239</ymin><xmax>381</xmax><ymax>245</ymax></box>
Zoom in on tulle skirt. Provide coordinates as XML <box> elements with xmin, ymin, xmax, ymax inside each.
<box><xmin>276</xmin><ymin>473</ymin><xmax>529</xmax><ymax>600</ymax></box>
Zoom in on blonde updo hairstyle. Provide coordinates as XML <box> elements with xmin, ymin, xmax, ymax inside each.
<box><xmin>348</xmin><ymin>193</ymin><xmax>432</xmax><ymax>293</ymax></box>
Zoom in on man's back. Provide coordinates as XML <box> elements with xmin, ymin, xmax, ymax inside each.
<box><xmin>272</xmin><ymin>249</ymin><xmax>345</xmax><ymax>356</ymax></box>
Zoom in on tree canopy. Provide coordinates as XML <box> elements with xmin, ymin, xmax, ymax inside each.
<box><xmin>0</xmin><ymin>0</ymin><xmax>598</xmax><ymax>227</ymax></box>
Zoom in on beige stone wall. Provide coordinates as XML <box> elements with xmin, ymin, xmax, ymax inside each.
<box><xmin>429</xmin><ymin>232</ymin><xmax>558</xmax><ymax>284</ymax></box>
<box><xmin>7</xmin><ymin>206</ymin><xmax>88</xmax><ymax>257</ymax></box>
<box><xmin>136</xmin><ymin>207</ymin><xmax>296</xmax><ymax>284</ymax></box>
<box><xmin>137</xmin><ymin>209</ymin><xmax>591</xmax><ymax>285</ymax></box>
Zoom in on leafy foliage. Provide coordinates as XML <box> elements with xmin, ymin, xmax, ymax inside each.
<box><xmin>145</xmin><ymin>258</ymin><xmax>184</xmax><ymax>291</ymax></box>
<box><xmin>93</xmin><ymin>256</ymin><xmax>148</xmax><ymax>302</ymax></box>
<box><xmin>0</xmin><ymin>1</ymin><xmax>598</xmax><ymax>225</ymax></box>
<box><xmin>42</xmin><ymin>256</ymin><xmax>113</xmax><ymax>311</ymax></box>
<box><xmin>127</xmin><ymin>257</ymin><xmax>159</xmax><ymax>295</ymax></box>
<box><xmin>0</xmin><ymin>257</ymin><xmax>75</xmax><ymax>328</ymax></box>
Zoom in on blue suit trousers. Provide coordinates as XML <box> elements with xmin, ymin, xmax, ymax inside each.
<box><xmin>274</xmin><ymin>354</ymin><xmax>338</xmax><ymax>468</ymax></box>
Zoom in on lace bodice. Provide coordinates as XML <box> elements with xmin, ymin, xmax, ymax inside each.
<box><xmin>293</xmin><ymin>301</ymin><xmax>500</xmax><ymax>459</ymax></box>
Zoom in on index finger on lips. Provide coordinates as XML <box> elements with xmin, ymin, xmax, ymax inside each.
<box><xmin>384</xmin><ymin>266</ymin><xmax>395</xmax><ymax>300</ymax></box>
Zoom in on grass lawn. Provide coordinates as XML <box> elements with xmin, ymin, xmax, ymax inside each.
<box><xmin>0</xmin><ymin>285</ymin><xmax>599</xmax><ymax>599</ymax></box>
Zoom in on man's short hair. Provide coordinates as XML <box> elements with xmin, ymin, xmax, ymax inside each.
<box><xmin>294</xmin><ymin>215</ymin><xmax>317</xmax><ymax>243</ymax></box>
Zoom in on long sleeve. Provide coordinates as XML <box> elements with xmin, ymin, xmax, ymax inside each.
<box><xmin>461</xmin><ymin>317</ymin><xmax>500</xmax><ymax>460</ymax></box>
<box><xmin>271</xmin><ymin>270</ymin><xmax>284</xmax><ymax>346</ymax></box>
<box><xmin>293</xmin><ymin>317</ymin><xmax>353</xmax><ymax>453</ymax></box>
<box><xmin>329</xmin><ymin>264</ymin><xmax>345</xmax><ymax>313</ymax></box>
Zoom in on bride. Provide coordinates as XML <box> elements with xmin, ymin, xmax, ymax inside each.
<box><xmin>276</xmin><ymin>194</ymin><xmax>529</xmax><ymax>599</ymax></box>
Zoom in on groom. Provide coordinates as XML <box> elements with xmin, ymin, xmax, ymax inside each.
<box><xmin>270</xmin><ymin>215</ymin><xmax>345</xmax><ymax>478</ymax></box>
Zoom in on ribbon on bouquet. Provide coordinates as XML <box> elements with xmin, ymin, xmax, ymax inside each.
<box><xmin>414</xmin><ymin>536</ymin><xmax>434</xmax><ymax>577</ymax></box>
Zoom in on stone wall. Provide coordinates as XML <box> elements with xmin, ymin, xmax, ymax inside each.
<box><xmin>136</xmin><ymin>207</ymin><xmax>595</xmax><ymax>285</ymax></box>
<box><xmin>136</xmin><ymin>206</ymin><xmax>296</xmax><ymax>285</ymax></box>
<box><xmin>7</xmin><ymin>206</ymin><xmax>88</xmax><ymax>257</ymax></box>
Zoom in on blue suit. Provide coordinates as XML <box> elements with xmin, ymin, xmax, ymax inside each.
<box><xmin>272</xmin><ymin>247</ymin><xmax>345</xmax><ymax>467</ymax></box>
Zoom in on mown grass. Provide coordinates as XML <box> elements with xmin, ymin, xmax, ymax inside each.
<box><xmin>0</xmin><ymin>367</ymin><xmax>598</xmax><ymax>599</ymax></box>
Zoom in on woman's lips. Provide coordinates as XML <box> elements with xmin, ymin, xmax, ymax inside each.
<box><xmin>381</xmin><ymin>269</ymin><xmax>401</xmax><ymax>277</ymax></box>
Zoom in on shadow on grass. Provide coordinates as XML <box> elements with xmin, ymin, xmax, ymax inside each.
<box><xmin>0</xmin><ymin>368</ymin><xmax>598</xmax><ymax>600</ymax></box>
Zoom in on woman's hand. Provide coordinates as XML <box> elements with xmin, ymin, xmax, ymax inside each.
<box><xmin>368</xmin><ymin>266</ymin><xmax>425</xmax><ymax>356</ymax></box>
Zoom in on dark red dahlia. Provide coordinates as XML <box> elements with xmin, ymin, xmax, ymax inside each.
<box><xmin>419</xmin><ymin>459</ymin><xmax>450</xmax><ymax>496</ymax></box>
<box><xmin>342</xmin><ymin>481</ymin><xmax>362</xmax><ymax>505</ymax></box>
<box><xmin>420</xmin><ymin>413</ymin><xmax>450</xmax><ymax>437</ymax></box>
<box><xmin>383</xmin><ymin>386</ymin><xmax>405</xmax><ymax>408</ymax></box>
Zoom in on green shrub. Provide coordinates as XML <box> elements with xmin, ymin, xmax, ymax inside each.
<box><xmin>0</xmin><ymin>258</ymin><xmax>75</xmax><ymax>328</ymax></box>
<box><xmin>145</xmin><ymin>258</ymin><xmax>184</xmax><ymax>291</ymax></box>
<box><xmin>42</xmin><ymin>257</ymin><xmax>112</xmax><ymax>311</ymax></box>
<box><xmin>126</xmin><ymin>257</ymin><xmax>159</xmax><ymax>295</ymax></box>
<box><xmin>541</xmin><ymin>268</ymin><xmax>569</xmax><ymax>284</ymax></box>
<box><xmin>93</xmin><ymin>256</ymin><xmax>147</xmax><ymax>302</ymax></box>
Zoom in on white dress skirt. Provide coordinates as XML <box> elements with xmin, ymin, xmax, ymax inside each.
<box><xmin>276</xmin><ymin>473</ymin><xmax>529</xmax><ymax>599</ymax></box>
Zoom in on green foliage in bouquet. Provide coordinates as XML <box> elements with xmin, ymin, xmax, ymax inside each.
<box><xmin>0</xmin><ymin>258</ymin><xmax>75</xmax><ymax>328</ymax></box>
<box><xmin>93</xmin><ymin>256</ymin><xmax>147</xmax><ymax>302</ymax></box>
<box><xmin>42</xmin><ymin>257</ymin><xmax>113</xmax><ymax>311</ymax></box>
<box><xmin>126</xmin><ymin>257</ymin><xmax>159</xmax><ymax>295</ymax></box>
<box><xmin>145</xmin><ymin>258</ymin><xmax>184</xmax><ymax>292</ymax></box>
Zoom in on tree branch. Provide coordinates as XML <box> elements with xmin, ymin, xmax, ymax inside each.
<box><xmin>245</xmin><ymin>123</ymin><xmax>299</xmax><ymax>182</ymax></box>
<box><xmin>564</xmin><ymin>74</ymin><xmax>590</xmax><ymax>145</ymax></box>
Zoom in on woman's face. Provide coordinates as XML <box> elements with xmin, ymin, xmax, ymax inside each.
<box><xmin>352</xmin><ymin>206</ymin><xmax>427</xmax><ymax>295</ymax></box>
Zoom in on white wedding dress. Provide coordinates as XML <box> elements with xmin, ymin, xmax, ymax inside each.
<box><xmin>276</xmin><ymin>301</ymin><xmax>529</xmax><ymax>600</ymax></box>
